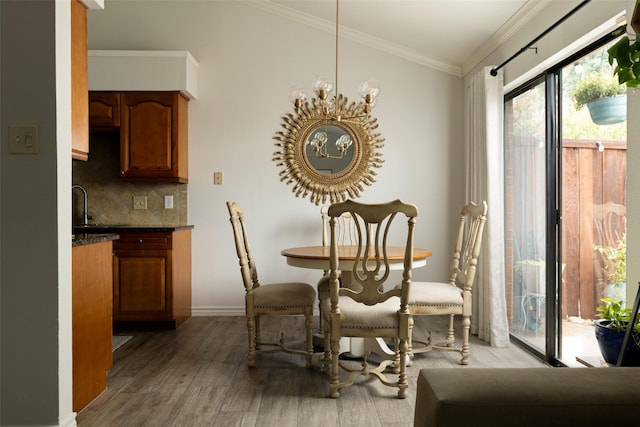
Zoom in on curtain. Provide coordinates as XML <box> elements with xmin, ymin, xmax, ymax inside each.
<box><xmin>464</xmin><ymin>66</ymin><xmax>510</xmax><ymax>347</ymax></box>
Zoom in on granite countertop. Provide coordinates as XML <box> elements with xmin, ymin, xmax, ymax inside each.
<box><xmin>73</xmin><ymin>224</ymin><xmax>194</xmax><ymax>233</ymax></box>
<box><xmin>72</xmin><ymin>224</ymin><xmax>194</xmax><ymax>247</ymax></box>
<box><xmin>72</xmin><ymin>233</ymin><xmax>120</xmax><ymax>247</ymax></box>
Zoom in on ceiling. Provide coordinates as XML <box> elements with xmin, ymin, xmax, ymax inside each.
<box><xmin>260</xmin><ymin>0</ymin><xmax>548</xmax><ymax>77</ymax></box>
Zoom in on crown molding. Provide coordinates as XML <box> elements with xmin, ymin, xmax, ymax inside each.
<box><xmin>462</xmin><ymin>0</ymin><xmax>552</xmax><ymax>76</ymax></box>
<box><xmin>244</xmin><ymin>0</ymin><xmax>462</xmax><ymax>77</ymax></box>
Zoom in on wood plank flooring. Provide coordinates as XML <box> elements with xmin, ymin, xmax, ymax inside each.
<box><xmin>77</xmin><ymin>315</ymin><xmax>548</xmax><ymax>426</ymax></box>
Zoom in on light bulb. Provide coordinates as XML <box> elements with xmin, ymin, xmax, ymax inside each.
<box><xmin>313</xmin><ymin>75</ymin><xmax>334</xmax><ymax>94</ymax></box>
<box><xmin>289</xmin><ymin>86</ymin><xmax>307</xmax><ymax>103</ymax></box>
<box><xmin>315</xmin><ymin>131</ymin><xmax>328</xmax><ymax>144</ymax></box>
<box><xmin>359</xmin><ymin>79</ymin><xmax>380</xmax><ymax>99</ymax></box>
<box><xmin>336</xmin><ymin>134</ymin><xmax>352</xmax><ymax>151</ymax></box>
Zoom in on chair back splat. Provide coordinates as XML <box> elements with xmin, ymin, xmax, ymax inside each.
<box><xmin>316</xmin><ymin>205</ymin><xmax>358</xmax><ymax>331</ymax></box>
<box><xmin>450</xmin><ymin>201</ymin><xmax>487</xmax><ymax>292</ymax></box>
<box><xmin>322</xmin><ymin>199</ymin><xmax>418</xmax><ymax>399</ymax></box>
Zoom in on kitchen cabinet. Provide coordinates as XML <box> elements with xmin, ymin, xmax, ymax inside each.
<box><xmin>71</xmin><ymin>0</ymin><xmax>89</xmax><ymax>161</ymax></box>
<box><xmin>120</xmin><ymin>92</ymin><xmax>189</xmax><ymax>183</ymax></box>
<box><xmin>89</xmin><ymin>92</ymin><xmax>120</xmax><ymax>129</ymax></box>
<box><xmin>112</xmin><ymin>229</ymin><xmax>192</xmax><ymax>329</ymax></box>
<box><xmin>72</xmin><ymin>238</ymin><xmax>114</xmax><ymax>412</ymax></box>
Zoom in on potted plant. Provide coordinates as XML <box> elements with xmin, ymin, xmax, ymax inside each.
<box><xmin>607</xmin><ymin>1</ymin><xmax>640</xmax><ymax>88</ymax></box>
<box><xmin>572</xmin><ymin>71</ymin><xmax>626</xmax><ymax>125</ymax></box>
<box><xmin>593</xmin><ymin>231</ymin><xmax>626</xmax><ymax>301</ymax></box>
<box><xmin>515</xmin><ymin>259</ymin><xmax>545</xmax><ymax>330</ymax></box>
<box><xmin>594</xmin><ymin>297</ymin><xmax>640</xmax><ymax>366</ymax></box>
<box><xmin>516</xmin><ymin>259</ymin><xmax>545</xmax><ymax>294</ymax></box>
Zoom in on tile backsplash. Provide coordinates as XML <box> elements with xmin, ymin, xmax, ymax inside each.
<box><xmin>72</xmin><ymin>132</ymin><xmax>188</xmax><ymax>226</ymax></box>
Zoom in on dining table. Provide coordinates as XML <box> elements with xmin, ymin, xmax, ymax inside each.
<box><xmin>281</xmin><ymin>245</ymin><xmax>432</xmax><ymax>360</ymax></box>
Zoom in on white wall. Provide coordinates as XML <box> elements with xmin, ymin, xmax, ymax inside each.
<box><xmin>0</xmin><ymin>1</ymin><xmax>74</xmax><ymax>425</ymax></box>
<box><xmin>87</xmin><ymin>0</ymin><xmax>463</xmax><ymax>313</ymax></box>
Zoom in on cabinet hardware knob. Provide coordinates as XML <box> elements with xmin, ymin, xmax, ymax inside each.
<box><xmin>138</xmin><ymin>239</ymin><xmax>143</xmax><ymax>243</ymax></box>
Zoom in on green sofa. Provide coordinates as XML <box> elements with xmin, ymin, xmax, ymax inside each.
<box><xmin>415</xmin><ymin>367</ymin><xmax>640</xmax><ymax>426</ymax></box>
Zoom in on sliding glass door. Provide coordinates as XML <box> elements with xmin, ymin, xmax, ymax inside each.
<box><xmin>504</xmin><ymin>33</ymin><xmax>627</xmax><ymax>365</ymax></box>
<box><xmin>504</xmin><ymin>79</ymin><xmax>550</xmax><ymax>357</ymax></box>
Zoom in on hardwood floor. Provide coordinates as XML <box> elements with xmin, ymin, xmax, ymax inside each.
<box><xmin>77</xmin><ymin>315</ymin><xmax>548</xmax><ymax>426</ymax></box>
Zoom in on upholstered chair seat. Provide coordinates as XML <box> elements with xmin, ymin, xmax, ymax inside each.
<box><xmin>253</xmin><ymin>282</ymin><xmax>316</xmax><ymax>308</ymax></box>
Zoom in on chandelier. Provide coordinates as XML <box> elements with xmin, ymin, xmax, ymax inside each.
<box><xmin>272</xmin><ymin>0</ymin><xmax>385</xmax><ymax>205</ymax></box>
<box><xmin>288</xmin><ymin>0</ymin><xmax>381</xmax><ymax>153</ymax></box>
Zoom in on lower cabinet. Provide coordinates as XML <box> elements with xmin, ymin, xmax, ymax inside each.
<box><xmin>72</xmin><ymin>240</ymin><xmax>113</xmax><ymax>412</ymax></box>
<box><xmin>112</xmin><ymin>229</ymin><xmax>192</xmax><ymax>329</ymax></box>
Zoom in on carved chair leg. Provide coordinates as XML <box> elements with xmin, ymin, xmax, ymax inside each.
<box><xmin>397</xmin><ymin>338</ymin><xmax>409</xmax><ymax>399</ymax></box>
<box><xmin>446</xmin><ymin>314</ymin><xmax>455</xmax><ymax>346</ymax></box>
<box><xmin>329</xmin><ymin>334</ymin><xmax>341</xmax><ymax>398</ymax></box>
<box><xmin>460</xmin><ymin>315</ymin><xmax>471</xmax><ymax>365</ymax></box>
<box><xmin>305</xmin><ymin>311</ymin><xmax>314</xmax><ymax>368</ymax></box>
<box><xmin>246</xmin><ymin>315</ymin><xmax>257</xmax><ymax>368</ymax></box>
<box><xmin>322</xmin><ymin>317</ymin><xmax>331</xmax><ymax>373</ymax></box>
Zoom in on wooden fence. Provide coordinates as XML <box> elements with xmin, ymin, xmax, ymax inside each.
<box><xmin>561</xmin><ymin>139</ymin><xmax>626</xmax><ymax>319</ymax></box>
<box><xmin>506</xmin><ymin>137</ymin><xmax>626</xmax><ymax>328</ymax></box>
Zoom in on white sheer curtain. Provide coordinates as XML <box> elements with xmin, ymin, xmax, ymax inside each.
<box><xmin>464</xmin><ymin>66</ymin><xmax>510</xmax><ymax>347</ymax></box>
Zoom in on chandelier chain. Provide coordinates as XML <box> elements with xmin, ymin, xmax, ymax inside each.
<box><xmin>335</xmin><ymin>0</ymin><xmax>339</xmax><ymax>99</ymax></box>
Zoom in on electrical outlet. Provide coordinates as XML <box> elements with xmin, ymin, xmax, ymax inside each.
<box><xmin>164</xmin><ymin>195</ymin><xmax>174</xmax><ymax>209</ymax></box>
<box><xmin>214</xmin><ymin>171</ymin><xmax>223</xmax><ymax>185</ymax></box>
<box><xmin>133</xmin><ymin>196</ymin><xmax>147</xmax><ymax>210</ymax></box>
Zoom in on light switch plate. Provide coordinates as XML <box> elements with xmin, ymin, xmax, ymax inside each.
<box><xmin>8</xmin><ymin>124</ymin><xmax>39</xmax><ymax>154</ymax></box>
<box><xmin>214</xmin><ymin>171</ymin><xmax>223</xmax><ymax>185</ymax></box>
<box><xmin>164</xmin><ymin>195</ymin><xmax>174</xmax><ymax>209</ymax></box>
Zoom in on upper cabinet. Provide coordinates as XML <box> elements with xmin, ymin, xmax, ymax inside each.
<box><xmin>120</xmin><ymin>92</ymin><xmax>189</xmax><ymax>183</ymax></box>
<box><xmin>89</xmin><ymin>91</ymin><xmax>189</xmax><ymax>183</ymax></box>
<box><xmin>71</xmin><ymin>0</ymin><xmax>89</xmax><ymax>161</ymax></box>
<box><xmin>89</xmin><ymin>92</ymin><xmax>120</xmax><ymax>129</ymax></box>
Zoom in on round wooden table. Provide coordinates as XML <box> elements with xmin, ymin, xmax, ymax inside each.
<box><xmin>281</xmin><ymin>245</ymin><xmax>432</xmax><ymax>273</ymax></box>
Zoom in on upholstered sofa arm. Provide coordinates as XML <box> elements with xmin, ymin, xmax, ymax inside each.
<box><xmin>415</xmin><ymin>367</ymin><xmax>640</xmax><ymax>427</ymax></box>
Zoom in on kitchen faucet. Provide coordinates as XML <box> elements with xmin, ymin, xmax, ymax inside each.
<box><xmin>72</xmin><ymin>184</ymin><xmax>89</xmax><ymax>226</ymax></box>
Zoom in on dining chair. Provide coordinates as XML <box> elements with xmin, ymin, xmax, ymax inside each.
<box><xmin>316</xmin><ymin>205</ymin><xmax>357</xmax><ymax>331</ymax></box>
<box><xmin>592</xmin><ymin>202</ymin><xmax>626</xmax><ymax>295</ymax></box>
<box><xmin>407</xmin><ymin>200</ymin><xmax>487</xmax><ymax>365</ymax></box>
<box><xmin>226</xmin><ymin>201</ymin><xmax>316</xmax><ymax>368</ymax></box>
<box><xmin>322</xmin><ymin>199</ymin><xmax>418</xmax><ymax>398</ymax></box>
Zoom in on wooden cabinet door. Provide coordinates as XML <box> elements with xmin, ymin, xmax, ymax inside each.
<box><xmin>71</xmin><ymin>0</ymin><xmax>88</xmax><ymax>161</ymax></box>
<box><xmin>72</xmin><ymin>241</ymin><xmax>113</xmax><ymax>412</ymax></box>
<box><xmin>113</xmin><ymin>249</ymin><xmax>172</xmax><ymax>320</ymax></box>
<box><xmin>89</xmin><ymin>92</ymin><xmax>120</xmax><ymax>129</ymax></box>
<box><xmin>120</xmin><ymin>92</ymin><xmax>188</xmax><ymax>183</ymax></box>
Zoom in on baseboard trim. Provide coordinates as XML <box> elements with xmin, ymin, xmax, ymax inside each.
<box><xmin>191</xmin><ymin>306</ymin><xmax>245</xmax><ymax>316</ymax></box>
<box><xmin>59</xmin><ymin>411</ymin><xmax>77</xmax><ymax>427</ymax></box>
<box><xmin>191</xmin><ymin>306</ymin><xmax>320</xmax><ymax>317</ymax></box>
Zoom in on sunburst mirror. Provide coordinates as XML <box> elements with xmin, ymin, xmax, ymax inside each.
<box><xmin>273</xmin><ymin>93</ymin><xmax>384</xmax><ymax>205</ymax></box>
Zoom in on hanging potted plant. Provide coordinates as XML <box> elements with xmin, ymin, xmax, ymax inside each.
<box><xmin>594</xmin><ymin>297</ymin><xmax>640</xmax><ymax>366</ymax></box>
<box><xmin>572</xmin><ymin>71</ymin><xmax>626</xmax><ymax>125</ymax></box>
